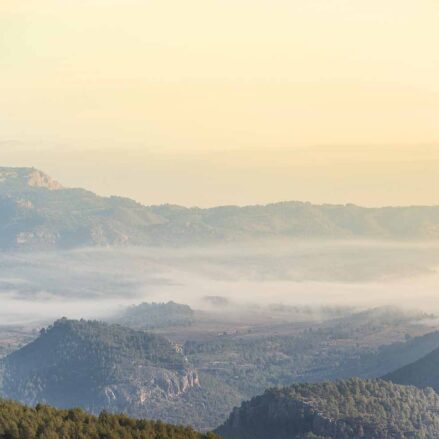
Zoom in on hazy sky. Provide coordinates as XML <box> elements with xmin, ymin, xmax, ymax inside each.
<box><xmin>1</xmin><ymin>0</ymin><xmax>438</xmax><ymax>206</ymax></box>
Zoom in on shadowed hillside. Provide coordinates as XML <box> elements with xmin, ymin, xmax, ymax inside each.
<box><xmin>384</xmin><ymin>345</ymin><xmax>439</xmax><ymax>391</ymax></box>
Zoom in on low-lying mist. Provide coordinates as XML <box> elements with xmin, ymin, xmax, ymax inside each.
<box><xmin>1</xmin><ymin>240</ymin><xmax>439</xmax><ymax>325</ymax></box>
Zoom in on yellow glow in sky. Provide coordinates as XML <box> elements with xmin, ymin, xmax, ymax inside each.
<box><xmin>0</xmin><ymin>0</ymin><xmax>438</xmax><ymax>206</ymax></box>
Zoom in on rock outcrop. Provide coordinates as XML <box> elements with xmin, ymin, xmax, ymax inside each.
<box><xmin>0</xmin><ymin>167</ymin><xmax>62</xmax><ymax>191</ymax></box>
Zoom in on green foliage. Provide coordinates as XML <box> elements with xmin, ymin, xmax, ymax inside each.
<box><xmin>0</xmin><ymin>399</ymin><xmax>218</xmax><ymax>439</ymax></box>
<box><xmin>217</xmin><ymin>378</ymin><xmax>439</xmax><ymax>439</ymax></box>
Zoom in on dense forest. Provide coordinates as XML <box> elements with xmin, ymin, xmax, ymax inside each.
<box><xmin>216</xmin><ymin>378</ymin><xmax>439</xmax><ymax>439</ymax></box>
<box><xmin>0</xmin><ymin>399</ymin><xmax>218</xmax><ymax>439</ymax></box>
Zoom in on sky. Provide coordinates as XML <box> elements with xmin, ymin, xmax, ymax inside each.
<box><xmin>1</xmin><ymin>0</ymin><xmax>438</xmax><ymax>207</ymax></box>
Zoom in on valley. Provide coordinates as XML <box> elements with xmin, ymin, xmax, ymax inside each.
<box><xmin>2</xmin><ymin>303</ymin><xmax>439</xmax><ymax>432</ymax></box>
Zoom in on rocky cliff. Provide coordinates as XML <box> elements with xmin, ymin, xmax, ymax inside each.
<box><xmin>0</xmin><ymin>167</ymin><xmax>62</xmax><ymax>191</ymax></box>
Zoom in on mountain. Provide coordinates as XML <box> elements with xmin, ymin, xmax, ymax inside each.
<box><xmin>384</xmin><ymin>345</ymin><xmax>439</xmax><ymax>391</ymax></box>
<box><xmin>2</xmin><ymin>166</ymin><xmax>439</xmax><ymax>249</ymax></box>
<box><xmin>0</xmin><ymin>318</ymin><xmax>242</xmax><ymax>431</ymax></box>
<box><xmin>2</xmin><ymin>319</ymin><xmax>199</xmax><ymax>420</ymax></box>
<box><xmin>0</xmin><ymin>399</ymin><xmax>218</xmax><ymax>439</ymax></box>
<box><xmin>216</xmin><ymin>378</ymin><xmax>439</xmax><ymax>439</ymax></box>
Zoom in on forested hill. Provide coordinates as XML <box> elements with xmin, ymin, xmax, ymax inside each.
<box><xmin>2</xmin><ymin>166</ymin><xmax>439</xmax><ymax>250</ymax></box>
<box><xmin>216</xmin><ymin>378</ymin><xmax>439</xmax><ymax>439</ymax></box>
<box><xmin>0</xmin><ymin>399</ymin><xmax>218</xmax><ymax>439</ymax></box>
<box><xmin>112</xmin><ymin>302</ymin><xmax>195</xmax><ymax>330</ymax></box>
<box><xmin>2</xmin><ymin>319</ymin><xmax>200</xmax><ymax>422</ymax></box>
<box><xmin>384</xmin><ymin>346</ymin><xmax>439</xmax><ymax>391</ymax></box>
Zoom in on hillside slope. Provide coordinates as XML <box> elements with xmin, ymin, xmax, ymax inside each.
<box><xmin>384</xmin><ymin>346</ymin><xmax>439</xmax><ymax>391</ymax></box>
<box><xmin>2</xmin><ymin>167</ymin><xmax>439</xmax><ymax>249</ymax></box>
<box><xmin>216</xmin><ymin>378</ymin><xmax>439</xmax><ymax>439</ymax></box>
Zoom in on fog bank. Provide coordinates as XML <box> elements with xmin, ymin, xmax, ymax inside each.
<box><xmin>1</xmin><ymin>241</ymin><xmax>439</xmax><ymax>324</ymax></box>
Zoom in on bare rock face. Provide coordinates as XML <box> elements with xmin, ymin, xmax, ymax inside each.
<box><xmin>26</xmin><ymin>169</ymin><xmax>63</xmax><ymax>190</ymax></box>
<box><xmin>100</xmin><ymin>368</ymin><xmax>200</xmax><ymax>411</ymax></box>
<box><xmin>0</xmin><ymin>167</ymin><xmax>63</xmax><ymax>191</ymax></box>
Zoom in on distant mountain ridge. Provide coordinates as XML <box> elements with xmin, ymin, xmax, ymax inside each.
<box><xmin>2</xmin><ymin>166</ymin><xmax>439</xmax><ymax>249</ymax></box>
